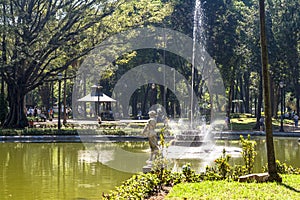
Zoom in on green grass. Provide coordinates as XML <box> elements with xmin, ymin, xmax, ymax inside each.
<box><xmin>230</xmin><ymin>117</ymin><xmax>257</xmax><ymax>130</ymax></box>
<box><xmin>229</xmin><ymin>116</ymin><xmax>295</xmax><ymax>131</ymax></box>
<box><xmin>166</xmin><ymin>174</ymin><xmax>300</xmax><ymax>199</ymax></box>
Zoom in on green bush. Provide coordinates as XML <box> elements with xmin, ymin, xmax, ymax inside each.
<box><xmin>240</xmin><ymin>135</ymin><xmax>257</xmax><ymax>174</ymax></box>
<box><xmin>204</xmin><ymin>135</ymin><xmax>257</xmax><ymax>180</ymax></box>
<box><xmin>102</xmin><ymin>128</ymin><xmax>126</xmax><ymax>135</ymax></box>
<box><xmin>162</xmin><ymin>170</ymin><xmax>184</xmax><ymax>186</ymax></box>
<box><xmin>181</xmin><ymin>163</ymin><xmax>203</xmax><ymax>182</ymax></box>
<box><xmin>263</xmin><ymin>160</ymin><xmax>300</xmax><ymax>175</ymax></box>
<box><xmin>102</xmin><ymin>173</ymin><xmax>160</xmax><ymax>199</ymax></box>
<box><xmin>204</xmin><ymin>149</ymin><xmax>233</xmax><ymax>180</ymax></box>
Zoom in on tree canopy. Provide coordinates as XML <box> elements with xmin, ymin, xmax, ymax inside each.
<box><xmin>0</xmin><ymin>0</ymin><xmax>299</xmax><ymax>127</ymax></box>
<box><xmin>0</xmin><ymin>0</ymin><xmax>172</xmax><ymax>127</ymax></box>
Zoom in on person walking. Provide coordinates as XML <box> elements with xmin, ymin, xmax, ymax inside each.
<box><xmin>294</xmin><ymin>114</ymin><xmax>299</xmax><ymax>128</ymax></box>
<box><xmin>259</xmin><ymin>117</ymin><xmax>265</xmax><ymax>131</ymax></box>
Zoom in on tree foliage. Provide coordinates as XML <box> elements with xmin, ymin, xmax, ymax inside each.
<box><xmin>0</xmin><ymin>0</ymin><xmax>172</xmax><ymax>128</ymax></box>
<box><xmin>0</xmin><ymin>0</ymin><xmax>298</xmax><ymax>127</ymax></box>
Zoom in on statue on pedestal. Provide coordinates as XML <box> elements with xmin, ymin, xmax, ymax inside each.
<box><xmin>142</xmin><ymin>110</ymin><xmax>159</xmax><ymax>162</ymax></box>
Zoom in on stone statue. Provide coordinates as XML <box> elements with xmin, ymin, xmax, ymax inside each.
<box><xmin>142</xmin><ymin>110</ymin><xmax>159</xmax><ymax>162</ymax></box>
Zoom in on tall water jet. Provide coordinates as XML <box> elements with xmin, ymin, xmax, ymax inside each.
<box><xmin>191</xmin><ymin>0</ymin><xmax>205</xmax><ymax>128</ymax></box>
<box><xmin>165</xmin><ymin>1</ymin><xmax>240</xmax><ymax>172</ymax></box>
<box><xmin>166</xmin><ymin>0</ymin><xmax>211</xmax><ymax>153</ymax></box>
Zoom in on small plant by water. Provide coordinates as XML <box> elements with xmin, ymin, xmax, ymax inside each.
<box><xmin>263</xmin><ymin>160</ymin><xmax>300</xmax><ymax>175</ymax></box>
<box><xmin>240</xmin><ymin>134</ymin><xmax>257</xmax><ymax>174</ymax></box>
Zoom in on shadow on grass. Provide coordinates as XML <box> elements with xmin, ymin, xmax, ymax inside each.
<box><xmin>280</xmin><ymin>183</ymin><xmax>300</xmax><ymax>193</ymax></box>
<box><xmin>231</xmin><ymin>122</ymin><xmax>257</xmax><ymax>131</ymax></box>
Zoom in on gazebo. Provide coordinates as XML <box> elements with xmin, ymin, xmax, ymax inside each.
<box><xmin>77</xmin><ymin>85</ymin><xmax>116</xmax><ymax>120</ymax></box>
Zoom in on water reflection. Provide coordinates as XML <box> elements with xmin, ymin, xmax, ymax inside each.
<box><xmin>0</xmin><ymin>138</ymin><xmax>299</xmax><ymax>199</ymax></box>
<box><xmin>253</xmin><ymin>137</ymin><xmax>300</xmax><ymax>172</ymax></box>
<box><xmin>79</xmin><ymin>142</ymin><xmax>149</xmax><ymax>173</ymax></box>
<box><xmin>0</xmin><ymin>143</ymin><xmax>138</xmax><ymax>200</ymax></box>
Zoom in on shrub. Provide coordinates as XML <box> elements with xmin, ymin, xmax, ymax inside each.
<box><xmin>263</xmin><ymin>160</ymin><xmax>300</xmax><ymax>175</ymax></box>
<box><xmin>240</xmin><ymin>135</ymin><xmax>257</xmax><ymax>174</ymax></box>
<box><xmin>182</xmin><ymin>163</ymin><xmax>203</xmax><ymax>182</ymax></box>
<box><xmin>102</xmin><ymin>128</ymin><xmax>126</xmax><ymax>135</ymax></box>
<box><xmin>204</xmin><ymin>135</ymin><xmax>257</xmax><ymax>180</ymax></box>
<box><xmin>102</xmin><ymin>173</ymin><xmax>160</xmax><ymax>199</ymax></box>
<box><xmin>204</xmin><ymin>149</ymin><xmax>232</xmax><ymax>180</ymax></box>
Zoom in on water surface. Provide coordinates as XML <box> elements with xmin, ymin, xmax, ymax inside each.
<box><xmin>0</xmin><ymin>142</ymin><xmax>147</xmax><ymax>200</ymax></box>
<box><xmin>0</xmin><ymin>137</ymin><xmax>299</xmax><ymax>199</ymax></box>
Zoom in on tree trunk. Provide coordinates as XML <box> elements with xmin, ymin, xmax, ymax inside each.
<box><xmin>259</xmin><ymin>0</ymin><xmax>281</xmax><ymax>182</ymax></box>
<box><xmin>243</xmin><ymin>72</ymin><xmax>250</xmax><ymax>113</ymax></box>
<box><xmin>131</xmin><ymin>91</ymin><xmax>138</xmax><ymax>117</ymax></box>
<box><xmin>83</xmin><ymin>73</ymin><xmax>87</xmax><ymax>118</ymax></box>
<box><xmin>63</xmin><ymin>70</ymin><xmax>67</xmax><ymax>124</ymax></box>
<box><xmin>234</xmin><ymin>81</ymin><xmax>238</xmax><ymax>112</ymax></box>
<box><xmin>227</xmin><ymin>82</ymin><xmax>233</xmax><ymax>117</ymax></box>
<box><xmin>270</xmin><ymin>78</ymin><xmax>275</xmax><ymax>117</ymax></box>
<box><xmin>254</xmin><ymin>71</ymin><xmax>263</xmax><ymax>130</ymax></box>
<box><xmin>296</xmin><ymin>84</ymin><xmax>300</xmax><ymax>116</ymax></box>
<box><xmin>142</xmin><ymin>84</ymin><xmax>151</xmax><ymax>115</ymax></box>
<box><xmin>159</xmin><ymin>84</ymin><xmax>165</xmax><ymax>108</ymax></box>
<box><xmin>239</xmin><ymin>76</ymin><xmax>244</xmax><ymax>113</ymax></box>
<box><xmin>3</xmin><ymin>85</ymin><xmax>28</xmax><ymax>128</ymax></box>
<box><xmin>166</xmin><ymin>89</ymin><xmax>170</xmax><ymax>116</ymax></box>
<box><xmin>38</xmin><ymin>83</ymin><xmax>51</xmax><ymax>110</ymax></box>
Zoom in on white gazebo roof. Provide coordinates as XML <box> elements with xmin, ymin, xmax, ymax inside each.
<box><xmin>77</xmin><ymin>93</ymin><xmax>116</xmax><ymax>102</ymax></box>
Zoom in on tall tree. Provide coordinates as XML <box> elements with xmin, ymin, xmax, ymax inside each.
<box><xmin>0</xmin><ymin>0</ymin><xmax>118</xmax><ymax>128</ymax></box>
<box><xmin>259</xmin><ymin>0</ymin><xmax>281</xmax><ymax>182</ymax></box>
<box><xmin>0</xmin><ymin>0</ymin><xmax>171</xmax><ymax>128</ymax></box>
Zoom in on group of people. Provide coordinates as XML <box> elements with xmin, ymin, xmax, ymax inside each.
<box><xmin>26</xmin><ymin>106</ymin><xmax>72</xmax><ymax>121</ymax></box>
<box><xmin>26</xmin><ymin>106</ymin><xmax>47</xmax><ymax>121</ymax></box>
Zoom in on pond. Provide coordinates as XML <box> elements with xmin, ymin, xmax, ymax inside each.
<box><xmin>0</xmin><ymin>137</ymin><xmax>299</xmax><ymax>200</ymax></box>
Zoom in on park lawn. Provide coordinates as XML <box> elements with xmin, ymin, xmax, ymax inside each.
<box><xmin>230</xmin><ymin>117</ymin><xmax>257</xmax><ymax>130</ymax></box>
<box><xmin>229</xmin><ymin>116</ymin><xmax>294</xmax><ymax>131</ymax></box>
<box><xmin>166</xmin><ymin>174</ymin><xmax>300</xmax><ymax>200</ymax></box>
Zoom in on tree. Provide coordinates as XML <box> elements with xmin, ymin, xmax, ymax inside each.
<box><xmin>0</xmin><ymin>0</ymin><xmax>119</xmax><ymax>128</ymax></box>
<box><xmin>0</xmin><ymin>0</ymin><xmax>172</xmax><ymax>128</ymax></box>
<box><xmin>259</xmin><ymin>0</ymin><xmax>281</xmax><ymax>182</ymax></box>
<box><xmin>0</xmin><ymin>93</ymin><xmax>8</xmax><ymax>125</ymax></box>
<box><xmin>267</xmin><ymin>0</ymin><xmax>300</xmax><ymax>116</ymax></box>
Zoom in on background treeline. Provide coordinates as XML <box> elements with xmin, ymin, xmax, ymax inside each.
<box><xmin>0</xmin><ymin>0</ymin><xmax>298</xmax><ymax>128</ymax></box>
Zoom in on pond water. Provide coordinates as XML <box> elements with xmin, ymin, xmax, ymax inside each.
<box><xmin>0</xmin><ymin>137</ymin><xmax>299</xmax><ymax>200</ymax></box>
<box><xmin>171</xmin><ymin>137</ymin><xmax>300</xmax><ymax>173</ymax></box>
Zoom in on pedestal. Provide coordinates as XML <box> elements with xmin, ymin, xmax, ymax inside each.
<box><xmin>142</xmin><ymin>161</ymin><xmax>153</xmax><ymax>173</ymax></box>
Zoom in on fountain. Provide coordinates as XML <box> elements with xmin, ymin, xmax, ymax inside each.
<box><xmin>170</xmin><ymin>116</ymin><xmax>211</xmax><ymax>147</ymax></box>
<box><xmin>162</xmin><ymin>0</ymin><xmax>242</xmax><ymax>171</ymax></box>
<box><xmin>168</xmin><ymin>0</ymin><xmax>211</xmax><ymax>148</ymax></box>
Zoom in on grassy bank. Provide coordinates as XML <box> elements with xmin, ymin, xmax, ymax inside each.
<box><xmin>166</xmin><ymin>174</ymin><xmax>300</xmax><ymax>199</ymax></box>
<box><xmin>229</xmin><ymin>114</ymin><xmax>296</xmax><ymax>131</ymax></box>
<box><xmin>1</xmin><ymin>115</ymin><xmax>297</xmax><ymax>135</ymax></box>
